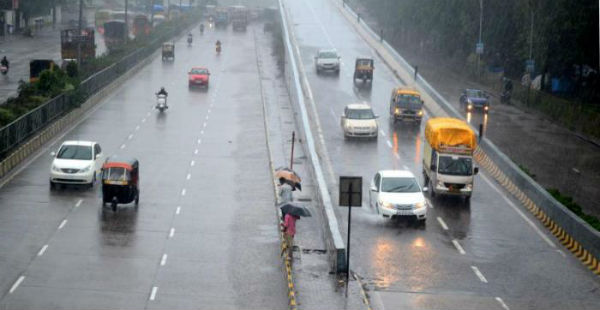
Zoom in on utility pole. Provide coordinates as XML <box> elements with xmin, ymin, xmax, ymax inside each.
<box><xmin>529</xmin><ymin>9</ymin><xmax>534</xmax><ymax>66</ymax></box>
<box><xmin>77</xmin><ymin>0</ymin><xmax>83</xmax><ymax>66</ymax></box>
<box><xmin>125</xmin><ymin>0</ymin><xmax>129</xmax><ymax>42</ymax></box>
<box><xmin>150</xmin><ymin>0</ymin><xmax>155</xmax><ymax>27</ymax></box>
<box><xmin>477</xmin><ymin>0</ymin><xmax>483</xmax><ymax>78</ymax></box>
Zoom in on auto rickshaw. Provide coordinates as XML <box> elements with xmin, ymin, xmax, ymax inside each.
<box><xmin>162</xmin><ymin>42</ymin><xmax>175</xmax><ymax>61</ymax></box>
<box><xmin>101</xmin><ymin>156</ymin><xmax>140</xmax><ymax>212</ymax></box>
<box><xmin>353</xmin><ymin>57</ymin><xmax>374</xmax><ymax>85</ymax></box>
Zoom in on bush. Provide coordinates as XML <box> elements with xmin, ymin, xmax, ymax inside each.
<box><xmin>547</xmin><ymin>188</ymin><xmax>600</xmax><ymax>232</ymax></box>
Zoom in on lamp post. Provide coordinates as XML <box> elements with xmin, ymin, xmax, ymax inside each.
<box><xmin>125</xmin><ymin>0</ymin><xmax>129</xmax><ymax>42</ymax></box>
<box><xmin>476</xmin><ymin>0</ymin><xmax>483</xmax><ymax>78</ymax></box>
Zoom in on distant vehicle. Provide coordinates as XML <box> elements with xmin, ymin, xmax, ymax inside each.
<box><xmin>389</xmin><ymin>87</ymin><xmax>424</xmax><ymax>123</ymax></box>
<box><xmin>215</xmin><ymin>8</ymin><xmax>229</xmax><ymax>27</ymax></box>
<box><xmin>101</xmin><ymin>156</ymin><xmax>140</xmax><ymax>212</ymax></box>
<box><xmin>103</xmin><ymin>20</ymin><xmax>127</xmax><ymax>52</ymax></box>
<box><xmin>422</xmin><ymin>118</ymin><xmax>479</xmax><ymax>200</ymax></box>
<box><xmin>188</xmin><ymin>67</ymin><xmax>210</xmax><ymax>88</ymax></box>
<box><xmin>353</xmin><ymin>57</ymin><xmax>373</xmax><ymax>84</ymax></box>
<box><xmin>341</xmin><ymin>103</ymin><xmax>378</xmax><ymax>139</ymax></box>
<box><xmin>231</xmin><ymin>6</ymin><xmax>248</xmax><ymax>31</ymax></box>
<box><xmin>61</xmin><ymin>28</ymin><xmax>96</xmax><ymax>62</ymax></box>
<box><xmin>155</xmin><ymin>94</ymin><xmax>168</xmax><ymax>112</ymax></box>
<box><xmin>369</xmin><ymin>170</ymin><xmax>428</xmax><ymax>222</ymax></box>
<box><xmin>133</xmin><ymin>14</ymin><xmax>151</xmax><ymax>37</ymax></box>
<box><xmin>460</xmin><ymin>88</ymin><xmax>490</xmax><ymax>113</ymax></box>
<box><xmin>50</xmin><ymin>140</ymin><xmax>104</xmax><ymax>189</ymax></box>
<box><xmin>204</xmin><ymin>4</ymin><xmax>217</xmax><ymax>19</ymax></box>
<box><xmin>29</xmin><ymin>59</ymin><xmax>56</xmax><ymax>83</ymax></box>
<box><xmin>315</xmin><ymin>49</ymin><xmax>340</xmax><ymax>74</ymax></box>
<box><xmin>161</xmin><ymin>42</ymin><xmax>175</xmax><ymax>61</ymax></box>
<box><xmin>95</xmin><ymin>9</ymin><xmax>112</xmax><ymax>34</ymax></box>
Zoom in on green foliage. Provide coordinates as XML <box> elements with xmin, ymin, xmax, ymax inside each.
<box><xmin>517</xmin><ymin>163</ymin><xmax>536</xmax><ymax>179</ymax></box>
<box><xmin>547</xmin><ymin>188</ymin><xmax>600</xmax><ymax>232</ymax></box>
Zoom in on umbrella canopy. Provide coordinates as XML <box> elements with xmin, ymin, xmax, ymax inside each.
<box><xmin>275</xmin><ymin>169</ymin><xmax>302</xmax><ymax>191</ymax></box>
<box><xmin>279</xmin><ymin>203</ymin><xmax>312</xmax><ymax>217</ymax></box>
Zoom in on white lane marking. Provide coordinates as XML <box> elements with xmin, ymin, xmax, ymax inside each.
<box><xmin>425</xmin><ymin>198</ymin><xmax>433</xmax><ymax>208</ymax></box>
<box><xmin>190</xmin><ymin>160</ymin><xmax>195</xmax><ymax>167</ymax></box>
<box><xmin>181</xmin><ymin>189</ymin><xmax>186</xmax><ymax>196</ymax></box>
<box><xmin>452</xmin><ymin>239</ymin><xmax>466</xmax><ymax>255</ymax></box>
<box><xmin>149</xmin><ymin>286</ymin><xmax>158</xmax><ymax>301</ymax></box>
<box><xmin>142</xmin><ymin>118</ymin><xmax>146</xmax><ymax>123</ymax></box>
<box><xmin>120</xmin><ymin>144</ymin><xmax>126</xmax><ymax>149</ymax></box>
<box><xmin>186</xmin><ymin>173</ymin><xmax>191</xmax><ymax>180</ymax></box>
<box><xmin>58</xmin><ymin>219</ymin><xmax>67</xmax><ymax>230</ymax></box>
<box><xmin>160</xmin><ymin>254</ymin><xmax>168</xmax><ymax>266</ymax></box>
<box><xmin>386</xmin><ymin>140</ymin><xmax>392</xmax><ymax>148</ymax></box>
<box><xmin>197</xmin><ymin>139</ymin><xmax>202</xmax><ymax>144</ymax></box>
<box><xmin>495</xmin><ymin>297</ymin><xmax>510</xmax><ymax>310</ymax></box>
<box><xmin>471</xmin><ymin>266</ymin><xmax>488</xmax><ymax>283</ymax></box>
<box><xmin>169</xmin><ymin>228</ymin><xmax>175</xmax><ymax>238</ymax></box>
<box><xmin>379</xmin><ymin>130</ymin><xmax>386</xmax><ymax>137</ymax></box>
<box><xmin>208</xmin><ymin>109</ymin><xmax>211</xmax><ymax>113</ymax></box>
<box><xmin>203</xmin><ymin>122</ymin><xmax>207</xmax><ymax>128</ymax></box>
<box><xmin>200</xmin><ymin>130</ymin><xmax>204</xmax><ymax>135</ymax></box>
<box><xmin>329</xmin><ymin>108</ymin><xmax>337</xmax><ymax>121</ymax></box>
<box><xmin>480</xmin><ymin>174</ymin><xmax>556</xmax><ymax>248</ymax></box>
<box><xmin>37</xmin><ymin>244</ymin><xmax>49</xmax><ymax>256</ymax></box>
<box><xmin>194</xmin><ymin>149</ymin><xmax>198</xmax><ymax>155</ymax></box>
<box><xmin>75</xmin><ymin>199</ymin><xmax>83</xmax><ymax>208</ymax></box>
<box><xmin>205</xmin><ymin>115</ymin><xmax>209</xmax><ymax>120</ymax></box>
<box><xmin>135</xmin><ymin>125</ymin><xmax>140</xmax><ymax>131</ymax></box>
<box><xmin>393</xmin><ymin>153</ymin><xmax>400</xmax><ymax>160</ymax></box>
<box><xmin>176</xmin><ymin>206</ymin><xmax>181</xmax><ymax>215</ymax></box>
<box><xmin>146</xmin><ymin>112</ymin><xmax>151</xmax><ymax>117</ymax></box>
<box><xmin>9</xmin><ymin>276</ymin><xmax>25</xmax><ymax>294</ymax></box>
<box><xmin>402</xmin><ymin>165</ymin><xmax>408</xmax><ymax>170</ymax></box>
<box><xmin>436</xmin><ymin>217</ymin><xmax>448</xmax><ymax>230</ymax></box>
<box><xmin>557</xmin><ymin>250</ymin><xmax>566</xmax><ymax>258</ymax></box>
<box><xmin>128</xmin><ymin>134</ymin><xmax>133</xmax><ymax>140</ymax></box>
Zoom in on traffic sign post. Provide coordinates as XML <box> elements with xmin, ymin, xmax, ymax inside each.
<box><xmin>339</xmin><ymin>176</ymin><xmax>362</xmax><ymax>287</ymax></box>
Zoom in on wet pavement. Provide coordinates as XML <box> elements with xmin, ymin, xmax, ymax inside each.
<box><xmin>283</xmin><ymin>0</ymin><xmax>600</xmax><ymax>309</ymax></box>
<box><xmin>0</xmin><ymin>22</ymin><xmax>287</xmax><ymax>309</ymax></box>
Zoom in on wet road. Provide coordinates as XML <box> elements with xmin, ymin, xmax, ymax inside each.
<box><xmin>0</xmin><ymin>23</ymin><xmax>287</xmax><ymax>309</ymax></box>
<box><xmin>284</xmin><ymin>0</ymin><xmax>600</xmax><ymax>309</ymax></box>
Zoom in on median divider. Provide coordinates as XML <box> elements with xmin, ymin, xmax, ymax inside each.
<box><xmin>333</xmin><ymin>0</ymin><xmax>600</xmax><ymax>276</ymax></box>
<box><xmin>278</xmin><ymin>0</ymin><xmax>347</xmax><ymax>274</ymax></box>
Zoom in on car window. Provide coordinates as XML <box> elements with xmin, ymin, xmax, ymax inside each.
<box><xmin>381</xmin><ymin>177</ymin><xmax>421</xmax><ymax>193</ymax></box>
<box><xmin>57</xmin><ymin>145</ymin><xmax>93</xmax><ymax>160</ymax></box>
<box><xmin>191</xmin><ymin>68</ymin><xmax>208</xmax><ymax>74</ymax></box>
<box><xmin>467</xmin><ymin>89</ymin><xmax>484</xmax><ymax>98</ymax></box>
<box><xmin>319</xmin><ymin>51</ymin><xmax>338</xmax><ymax>59</ymax></box>
<box><xmin>346</xmin><ymin>109</ymin><xmax>375</xmax><ymax>119</ymax></box>
<box><xmin>103</xmin><ymin>167</ymin><xmax>130</xmax><ymax>181</ymax></box>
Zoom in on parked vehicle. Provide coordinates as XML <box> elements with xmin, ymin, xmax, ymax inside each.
<box><xmin>101</xmin><ymin>156</ymin><xmax>140</xmax><ymax>212</ymax></box>
<box><xmin>103</xmin><ymin>20</ymin><xmax>127</xmax><ymax>52</ymax></box>
<box><xmin>132</xmin><ymin>14</ymin><xmax>151</xmax><ymax>37</ymax></box>
<box><xmin>422</xmin><ymin>118</ymin><xmax>479</xmax><ymax>200</ymax></box>
<box><xmin>61</xmin><ymin>28</ymin><xmax>96</xmax><ymax>62</ymax></box>
<box><xmin>231</xmin><ymin>6</ymin><xmax>248</xmax><ymax>31</ymax></box>
<box><xmin>50</xmin><ymin>141</ymin><xmax>103</xmax><ymax>189</ymax></box>
<box><xmin>315</xmin><ymin>49</ymin><xmax>340</xmax><ymax>74</ymax></box>
<box><xmin>389</xmin><ymin>87</ymin><xmax>424</xmax><ymax>123</ymax></box>
<box><xmin>341</xmin><ymin>103</ymin><xmax>378</xmax><ymax>139</ymax></box>
<box><xmin>30</xmin><ymin>59</ymin><xmax>56</xmax><ymax>83</ymax></box>
<box><xmin>353</xmin><ymin>58</ymin><xmax>373</xmax><ymax>84</ymax></box>
<box><xmin>369</xmin><ymin>170</ymin><xmax>428</xmax><ymax>222</ymax></box>
<box><xmin>460</xmin><ymin>88</ymin><xmax>490</xmax><ymax>113</ymax></box>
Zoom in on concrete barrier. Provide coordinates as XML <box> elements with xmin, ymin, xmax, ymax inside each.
<box><xmin>334</xmin><ymin>0</ymin><xmax>600</xmax><ymax>275</ymax></box>
<box><xmin>278</xmin><ymin>0</ymin><xmax>347</xmax><ymax>274</ymax></box>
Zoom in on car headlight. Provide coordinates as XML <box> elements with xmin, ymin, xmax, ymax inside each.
<box><xmin>484</xmin><ymin>105</ymin><xmax>489</xmax><ymax>110</ymax></box>
<box><xmin>80</xmin><ymin>164</ymin><xmax>92</xmax><ymax>172</ymax></box>
<box><xmin>465</xmin><ymin>183</ymin><xmax>473</xmax><ymax>190</ymax></box>
<box><xmin>380</xmin><ymin>201</ymin><xmax>394</xmax><ymax>210</ymax></box>
<box><xmin>418</xmin><ymin>110</ymin><xmax>424</xmax><ymax>116</ymax></box>
<box><xmin>414</xmin><ymin>201</ymin><xmax>426</xmax><ymax>209</ymax></box>
<box><xmin>395</xmin><ymin>108</ymin><xmax>400</xmax><ymax>115</ymax></box>
<box><xmin>51</xmin><ymin>164</ymin><xmax>61</xmax><ymax>172</ymax></box>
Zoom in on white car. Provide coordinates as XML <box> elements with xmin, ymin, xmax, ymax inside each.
<box><xmin>341</xmin><ymin>103</ymin><xmax>378</xmax><ymax>138</ymax></box>
<box><xmin>315</xmin><ymin>49</ymin><xmax>340</xmax><ymax>74</ymax></box>
<box><xmin>49</xmin><ymin>141</ymin><xmax>103</xmax><ymax>189</ymax></box>
<box><xmin>369</xmin><ymin>170</ymin><xmax>428</xmax><ymax>221</ymax></box>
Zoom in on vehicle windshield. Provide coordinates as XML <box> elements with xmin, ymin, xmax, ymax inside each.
<box><xmin>190</xmin><ymin>68</ymin><xmax>208</xmax><ymax>74</ymax></box>
<box><xmin>319</xmin><ymin>51</ymin><xmax>338</xmax><ymax>59</ymax></box>
<box><xmin>466</xmin><ymin>89</ymin><xmax>485</xmax><ymax>98</ymax></box>
<box><xmin>357</xmin><ymin>59</ymin><xmax>372</xmax><ymax>66</ymax></box>
<box><xmin>346</xmin><ymin>108</ymin><xmax>375</xmax><ymax>119</ymax></box>
<box><xmin>103</xmin><ymin>167</ymin><xmax>130</xmax><ymax>181</ymax></box>
<box><xmin>395</xmin><ymin>94</ymin><xmax>422</xmax><ymax>109</ymax></box>
<box><xmin>381</xmin><ymin>177</ymin><xmax>421</xmax><ymax>193</ymax></box>
<box><xmin>438</xmin><ymin>156</ymin><xmax>473</xmax><ymax>176</ymax></box>
<box><xmin>57</xmin><ymin>145</ymin><xmax>92</xmax><ymax>160</ymax></box>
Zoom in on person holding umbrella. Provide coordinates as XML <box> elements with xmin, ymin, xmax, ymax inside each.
<box><xmin>279</xmin><ymin>202</ymin><xmax>311</xmax><ymax>260</ymax></box>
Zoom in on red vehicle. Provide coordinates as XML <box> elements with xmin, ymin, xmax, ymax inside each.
<box><xmin>188</xmin><ymin>67</ymin><xmax>210</xmax><ymax>88</ymax></box>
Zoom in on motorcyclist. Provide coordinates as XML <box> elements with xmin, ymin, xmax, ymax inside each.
<box><xmin>187</xmin><ymin>33</ymin><xmax>193</xmax><ymax>44</ymax></box>
<box><xmin>1</xmin><ymin>56</ymin><xmax>8</xmax><ymax>69</ymax></box>
<box><xmin>216</xmin><ymin>40</ymin><xmax>222</xmax><ymax>53</ymax></box>
<box><xmin>157</xmin><ymin>87</ymin><xmax>168</xmax><ymax>97</ymax></box>
<box><xmin>199</xmin><ymin>23</ymin><xmax>204</xmax><ymax>34</ymax></box>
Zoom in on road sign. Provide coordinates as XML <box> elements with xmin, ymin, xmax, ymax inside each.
<box><xmin>339</xmin><ymin>176</ymin><xmax>362</xmax><ymax>207</ymax></box>
<box><xmin>476</xmin><ymin>42</ymin><xmax>484</xmax><ymax>55</ymax></box>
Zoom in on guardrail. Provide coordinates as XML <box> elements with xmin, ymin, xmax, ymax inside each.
<box><xmin>278</xmin><ymin>0</ymin><xmax>347</xmax><ymax>273</ymax></box>
<box><xmin>338</xmin><ymin>0</ymin><xmax>600</xmax><ymax>275</ymax></box>
<box><xmin>0</xmin><ymin>13</ymin><xmax>199</xmax><ymax>180</ymax></box>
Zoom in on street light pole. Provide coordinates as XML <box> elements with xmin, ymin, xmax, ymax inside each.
<box><xmin>125</xmin><ymin>0</ymin><xmax>129</xmax><ymax>42</ymax></box>
<box><xmin>477</xmin><ymin>0</ymin><xmax>483</xmax><ymax>77</ymax></box>
<box><xmin>529</xmin><ymin>9</ymin><xmax>534</xmax><ymax>63</ymax></box>
<box><xmin>77</xmin><ymin>0</ymin><xmax>83</xmax><ymax>66</ymax></box>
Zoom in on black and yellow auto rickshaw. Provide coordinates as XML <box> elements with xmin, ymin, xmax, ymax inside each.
<box><xmin>161</xmin><ymin>42</ymin><xmax>175</xmax><ymax>61</ymax></box>
<box><xmin>353</xmin><ymin>57</ymin><xmax>374</xmax><ymax>85</ymax></box>
<box><xmin>101</xmin><ymin>156</ymin><xmax>140</xmax><ymax>212</ymax></box>
<box><xmin>29</xmin><ymin>59</ymin><xmax>56</xmax><ymax>83</ymax></box>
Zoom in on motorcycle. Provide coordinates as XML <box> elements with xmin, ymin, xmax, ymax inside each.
<box><xmin>216</xmin><ymin>44</ymin><xmax>221</xmax><ymax>54</ymax></box>
<box><xmin>187</xmin><ymin>35</ymin><xmax>193</xmax><ymax>46</ymax></box>
<box><xmin>155</xmin><ymin>94</ymin><xmax>168</xmax><ymax>112</ymax></box>
<box><xmin>0</xmin><ymin>65</ymin><xmax>8</xmax><ymax>75</ymax></box>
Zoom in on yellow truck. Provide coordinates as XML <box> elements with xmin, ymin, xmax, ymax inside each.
<box><xmin>423</xmin><ymin>118</ymin><xmax>479</xmax><ymax>200</ymax></box>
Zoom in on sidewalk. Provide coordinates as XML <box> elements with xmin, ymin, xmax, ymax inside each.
<box><xmin>255</xmin><ymin>28</ymin><xmax>367</xmax><ymax>310</ymax></box>
<box><xmin>347</xmin><ymin>1</ymin><xmax>600</xmax><ymax>219</ymax></box>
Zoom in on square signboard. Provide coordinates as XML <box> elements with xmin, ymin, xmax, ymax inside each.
<box><xmin>339</xmin><ymin>176</ymin><xmax>362</xmax><ymax>207</ymax></box>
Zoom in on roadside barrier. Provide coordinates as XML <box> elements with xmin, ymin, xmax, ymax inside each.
<box><xmin>334</xmin><ymin>0</ymin><xmax>600</xmax><ymax>276</ymax></box>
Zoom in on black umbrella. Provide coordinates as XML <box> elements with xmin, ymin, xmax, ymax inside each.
<box><xmin>279</xmin><ymin>203</ymin><xmax>312</xmax><ymax>217</ymax></box>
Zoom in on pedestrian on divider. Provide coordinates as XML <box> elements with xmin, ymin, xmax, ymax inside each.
<box><xmin>278</xmin><ymin>177</ymin><xmax>293</xmax><ymax>204</ymax></box>
<box><xmin>282</xmin><ymin>213</ymin><xmax>299</xmax><ymax>261</ymax></box>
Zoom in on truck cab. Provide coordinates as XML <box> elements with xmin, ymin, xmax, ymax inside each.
<box><xmin>390</xmin><ymin>88</ymin><xmax>424</xmax><ymax>123</ymax></box>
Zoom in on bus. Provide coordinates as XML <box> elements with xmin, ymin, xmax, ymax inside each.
<box><xmin>103</xmin><ymin>20</ymin><xmax>127</xmax><ymax>52</ymax></box>
<box><xmin>95</xmin><ymin>9</ymin><xmax>112</xmax><ymax>34</ymax></box>
<box><xmin>133</xmin><ymin>14</ymin><xmax>150</xmax><ymax>37</ymax></box>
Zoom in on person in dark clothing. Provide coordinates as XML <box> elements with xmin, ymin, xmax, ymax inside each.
<box><xmin>1</xmin><ymin>56</ymin><xmax>8</xmax><ymax>69</ymax></box>
<box><xmin>156</xmin><ymin>87</ymin><xmax>168</xmax><ymax>97</ymax></box>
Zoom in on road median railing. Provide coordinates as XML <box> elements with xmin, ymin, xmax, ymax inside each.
<box><xmin>0</xmin><ymin>12</ymin><xmax>200</xmax><ymax>183</ymax></box>
<box><xmin>278</xmin><ymin>0</ymin><xmax>347</xmax><ymax>274</ymax></box>
<box><xmin>333</xmin><ymin>0</ymin><xmax>600</xmax><ymax>276</ymax></box>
